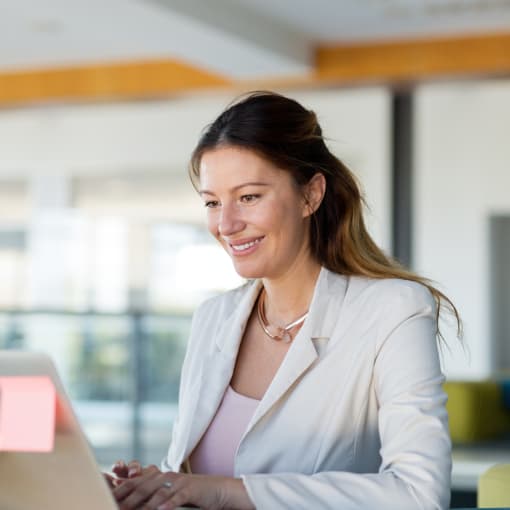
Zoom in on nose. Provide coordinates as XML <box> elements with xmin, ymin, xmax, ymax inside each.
<box><xmin>218</xmin><ymin>202</ymin><xmax>244</xmax><ymax>237</ymax></box>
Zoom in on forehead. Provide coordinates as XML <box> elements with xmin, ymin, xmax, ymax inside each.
<box><xmin>199</xmin><ymin>146</ymin><xmax>290</xmax><ymax>191</ymax></box>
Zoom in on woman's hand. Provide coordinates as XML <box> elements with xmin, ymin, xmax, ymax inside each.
<box><xmin>103</xmin><ymin>472</ymin><xmax>117</xmax><ymax>490</ymax></box>
<box><xmin>102</xmin><ymin>459</ymin><xmax>144</xmax><ymax>493</ymax></box>
<box><xmin>113</xmin><ymin>465</ymin><xmax>254</xmax><ymax>510</ymax></box>
<box><xmin>111</xmin><ymin>459</ymin><xmax>144</xmax><ymax>480</ymax></box>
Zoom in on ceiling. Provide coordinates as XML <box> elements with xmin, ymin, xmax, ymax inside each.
<box><xmin>1</xmin><ymin>0</ymin><xmax>510</xmax><ymax>80</ymax></box>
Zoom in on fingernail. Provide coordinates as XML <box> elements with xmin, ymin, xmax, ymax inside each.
<box><xmin>128</xmin><ymin>468</ymin><xmax>137</xmax><ymax>477</ymax></box>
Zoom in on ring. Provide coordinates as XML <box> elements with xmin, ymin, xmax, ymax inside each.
<box><xmin>162</xmin><ymin>481</ymin><xmax>172</xmax><ymax>489</ymax></box>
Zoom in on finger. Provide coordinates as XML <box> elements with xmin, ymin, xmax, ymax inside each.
<box><xmin>127</xmin><ymin>460</ymin><xmax>143</xmax><ymax>478</ymax></box>
<box><xmin>121</xmin><ymin>472</ymin><xmax>179</xmax><ymax>510</ymax></box>
<box><xmin>102</xmin><ymin>472</ymin><xmax>116</xmax><ymax>490</ymax></box>
<box><xmin>141</xmin><ymin>464</ymin><xmax>160</xmax><ymax>475</ymax></box>
<box><xmin>156</xmin><ymin>490</ymin><xmax>191</xmax><ymax>510</ymax></box>
<box><xmin>112</xmin><ymin>460</ymin><xmax>129</xmax><ymax>478</ymax></box>
<box><xmin>144</xmin><ymin>475</ymin><xmax>181</xmax><ymax>509</ymax></box>
<box><xmin>114</xmin><ymin>470</ymin><xmax>162</xmax><ymax>508</ymax></box>
<box><xmin>113</xmin><ymin>471</ymin><xmax>149</xmax><ymax>501</ymax></box>
<box><xmin>114</xmin><ymin>466</ymin><xmax>162</xmax><ymax>500</ymax></box>
<box><xmin>113</xmin><ymin>476</ymin><xmax>128</xmax><ymax>488</ymax></box>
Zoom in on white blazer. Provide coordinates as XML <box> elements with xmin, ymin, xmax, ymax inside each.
<box><xmin>162</xmin><ymin>268</ymin><xmax>451</xmax><ymax>510</ymax></box>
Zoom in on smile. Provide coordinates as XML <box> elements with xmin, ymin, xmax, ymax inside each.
<box><xmin>230</xmin><ymin>237</ymin><xmax>263</xmax><ymax>252</ymax></box>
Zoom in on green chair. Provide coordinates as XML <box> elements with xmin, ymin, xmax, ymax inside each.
<box><xmin>478</xmin><ymin>464</ymin><xmax>510</xmax><ymax>507</ymax></box>
<box><xmin>445</xmin><ymin>381</ymin><xmax>510</xmax><ymax>443</ymax></box>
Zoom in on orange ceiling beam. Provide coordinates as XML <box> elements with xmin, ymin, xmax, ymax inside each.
<box><xmin>0</xmin><ymin>59</ymin><xmax>231</xmax><ymax>106</ymax></box>
<box><xmin>1</xmin><ymin>32</ymin><xmax>510</xmax><ymax>106</ymax></box>
<box><xmin>315</xmin><ymin>31</ymin><xmax>510</xmax><ymax>84</ymax></box>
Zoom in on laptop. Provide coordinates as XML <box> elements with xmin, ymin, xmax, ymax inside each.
<box><xmin>0</xmin><ymin>350</ymin><xmax>119</xmax><ymax>510</ymax></box>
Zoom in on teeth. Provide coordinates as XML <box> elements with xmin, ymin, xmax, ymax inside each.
<box><xmin>231</xmin><ymin>238</ymin><xmax>261</xmax><ymax>251</ymax></box>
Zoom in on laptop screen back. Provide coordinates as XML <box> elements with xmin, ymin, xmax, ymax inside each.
<box><xmin>0</xmin><ymin>350</ymin><xmax>117</xmax><ymax>510</ymax></box>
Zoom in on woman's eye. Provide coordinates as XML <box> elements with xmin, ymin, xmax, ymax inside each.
<box><xmin>240</xmin><ymin>194</ymin><xmax>259</xmax><ymax>203</ymax></box>
<box><xmin>204</xmin><ymin>200</ymin><xmax>220</xmax><ymax>208</ymax></box>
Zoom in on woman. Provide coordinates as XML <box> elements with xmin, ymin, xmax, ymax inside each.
<box><xmin>111</xmin><ymin>91</ymin><xmax>460</xmax><ymax>510</ymax></box>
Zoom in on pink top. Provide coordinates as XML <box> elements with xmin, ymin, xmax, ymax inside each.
<box><xmin>189</xmin><ymin>385</ymin><xmax>260</xmax><ymax>476</ymax></box>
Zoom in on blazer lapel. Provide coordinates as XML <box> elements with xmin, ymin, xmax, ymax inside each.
<box><xmin>181</xmin><ymin>280</ymin><xmax>262</xmax><ymax>461</ymax></box>
<box><xmin>245</xmin><ymin>321</ymin><xmax>318</xmax><ymax>434</ymax></box>
<box><xmin>243</xmin><ymin>267</ymin><xmax>345</xmax><ymax>435</ymax></box>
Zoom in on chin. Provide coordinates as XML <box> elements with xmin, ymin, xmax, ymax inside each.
<box><xmin>231</xmin><ymin>262</ymin><xmax>266</xmax><ymax>280</ymax></box>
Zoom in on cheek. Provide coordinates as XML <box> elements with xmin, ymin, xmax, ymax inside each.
<box><xmin>206</xmin><ymin>213</ymin><xmax>219</xmax><ymax>237</ymax></box>
<box><xmin>278</xmin><ymin>208</ymin><xmax>310</xmax><ymax>247</ymax></box>
<box><xmin>276</xmin><ymin>203</ymin><xmax>306</xmax><ymax>230</ymax></box>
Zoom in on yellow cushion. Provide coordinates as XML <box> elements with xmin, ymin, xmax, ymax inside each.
<box><xmin>444</xmin><ymin>381</ymin><xmax>510</xmax><ymax>443</ymax></box>
<box><xmin>478</xmin><ymin>464</ymin><xmax>510</xmax><ymax>507</ymax></box>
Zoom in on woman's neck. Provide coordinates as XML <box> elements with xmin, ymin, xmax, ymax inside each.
<box><xmin>261</xmin><ymin>258</ymin><xmax>321</xmax><ymax>326</ymax></box>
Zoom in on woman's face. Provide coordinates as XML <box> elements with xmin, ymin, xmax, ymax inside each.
<box><xmin>198</xmin><ymin>146</ymin><xmax>314</xmax><ymax>280</ymax></box>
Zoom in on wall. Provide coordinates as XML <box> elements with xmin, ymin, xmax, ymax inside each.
<box><xmin>415</xmin><ymin>79</ymin><xmax>510</xmax><ymax>378</ymax></box>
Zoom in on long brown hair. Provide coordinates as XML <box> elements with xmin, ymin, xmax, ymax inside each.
<box><xmin>190</xmin><ymin>91</ymin><xmax>461</xmax><ymax>341</ymax></box>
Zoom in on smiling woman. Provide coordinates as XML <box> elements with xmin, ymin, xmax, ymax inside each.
<box><xmin>109</xmin><ymin>91</ymin><xmax>461</xmax><ymax>510</ymax></box>
<box><xmin>198</xmin><ymin>146</ymin><xmax>323</xmax><ymax>282</ymax></box>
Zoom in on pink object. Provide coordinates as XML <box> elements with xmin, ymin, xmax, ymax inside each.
<box><xmin>0</xmin><ymin>376</ymin><xmax>56</xmax><ymax>452</ymax></box>
<box><xmin>189</xmin><ymin>385</ymin><xmax>259</xmax><ymax>476</ymax></box>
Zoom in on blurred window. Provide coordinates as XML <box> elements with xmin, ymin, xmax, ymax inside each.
<box><xmin>0</xmin><ymin>175</ymin><xmax>242</xmax><ymax>465</ymax></box>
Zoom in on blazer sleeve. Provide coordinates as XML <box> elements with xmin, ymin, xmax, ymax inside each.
<box><xmin>160</xmin><ymin>303</ymin><xmax>205</xmax><ymax>473</ymax></box>
<box><xmin>241</xmin><ymin>284</ymin><xmax>451</xmax><ymax>510</ymax></box>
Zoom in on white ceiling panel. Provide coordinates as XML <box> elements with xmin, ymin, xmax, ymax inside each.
<box><xmin>0</xmin><ymin>0</ymin><xmax>509</xmax><ymax>78</ymax></box>
<box><xmin>236</xmin><ymin>0</ymin><xmax>510</xmax><ymax>42</ymax></box>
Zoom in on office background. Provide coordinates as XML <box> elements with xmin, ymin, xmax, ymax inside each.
<box><xmin>0</xmin><ymin>1</ymin><xmax>510</xmax><ymax>505</ymax></box>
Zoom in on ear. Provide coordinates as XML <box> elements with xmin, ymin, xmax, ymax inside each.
<box><xmin>302</xmin><ymin>173</ymin><xmax>326</xmax><ymax>218</ymax></box>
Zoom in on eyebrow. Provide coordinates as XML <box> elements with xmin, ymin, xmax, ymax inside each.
<box><xmin>198</xmin><ymin>182</ymin><xmax>270</xmax><ymax>195</ymax></box>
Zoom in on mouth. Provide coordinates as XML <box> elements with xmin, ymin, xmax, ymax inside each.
<box><xmin>228</xmin><ymin>236</ymin><xmax>264</xmax><ymax>254</ymax></box>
